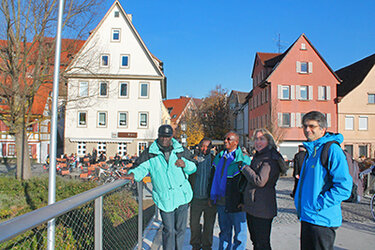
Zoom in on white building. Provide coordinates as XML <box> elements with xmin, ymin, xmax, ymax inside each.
<box><xmin>64</xmin><ymin>0</ymin><xmax>166</xmax><ymax>157</ymax></box>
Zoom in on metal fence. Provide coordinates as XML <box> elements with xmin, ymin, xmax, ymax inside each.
<box><xmin>0</xmin><ymin>179</ymin><xmax>156</xmax><ymax>249</ymax></box>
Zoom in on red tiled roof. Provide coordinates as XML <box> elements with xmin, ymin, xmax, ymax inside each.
<box><xmin>257</xmin><ymin>52</ymin><xmax>282</xmax><ymax>65</ymax></box>
<box><xmin>163</xmin><ymin>97</ymin><xmax>191</xmax><ymax>123</ymax></box>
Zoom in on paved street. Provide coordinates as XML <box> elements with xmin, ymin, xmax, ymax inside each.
<box><xmin>145</xmin><ymin>177</ymin><xmax>375</xmax><ymax>250</ymax></box>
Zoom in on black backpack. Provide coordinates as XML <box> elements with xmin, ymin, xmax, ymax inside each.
<box><xmin>320</xmin><ymin>141</ymin><xmax>363</xmax><ymax>203</ymax></box>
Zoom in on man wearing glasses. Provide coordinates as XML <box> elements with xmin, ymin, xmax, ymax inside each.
<box><xmin>210</xmin><ymin>131</ymin><xmax>251</xmax><ymax>249</ymax></box>
<box><xmin>294</xmin><ymin>111</ymin><xmax>352</xmax><ymax>250</ymax></box>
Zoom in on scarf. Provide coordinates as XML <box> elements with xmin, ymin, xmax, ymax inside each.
<box><xmin>210</xmin><ymin>150</ymin><xmax>235</xmax><ymax>203</ymax></box>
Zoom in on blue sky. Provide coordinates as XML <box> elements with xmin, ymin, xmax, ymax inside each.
<box><xmin>95</xmin><ymin>0</ymin><xmax>375</xmax><ymax>99</ymax></box>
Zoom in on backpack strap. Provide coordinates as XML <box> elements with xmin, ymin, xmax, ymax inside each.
<box><xmin>320</xmin><ymin>141</ymin><xmax>341</xmax><ymax>171</ymax></box>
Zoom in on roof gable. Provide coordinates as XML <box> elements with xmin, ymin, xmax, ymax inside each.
<box><xmin>66</xmin><ymin>0</ymin><xmax>164</xmax><ymax>78</ymax></box>
<box><xmin>163</xmin><ymin>97</ymin><xmax>194</xmax><ymax>124</ymax></box>
<box><xmin>336</xmin><ymin>53</ymin><xmax>375</xmax><ymax>97</ymax></box>
<box><xmin>258</xmin><ymin>34</ymin><xmax>341</xmax><ymax>84</ymax></box>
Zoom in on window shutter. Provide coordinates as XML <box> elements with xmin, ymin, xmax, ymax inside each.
<box><xmin>318</xmin><ymin>86</ymin><xmax>322</xmax><ymax>100</ymax></box>
<box><xmin>327</xmin><ymin>86</ymin><xmax>331</xmax><ymax>100</ymax></box>
<box><xmin>278</xmin><ymin>85</ymin><xmax>282</xmax><ymax>99</ymax></box>
<box><xmin>296</xmin><ymin>61</ymin><xmax>301</xmax><ymax>73</ymax></box>
<box><xmin>291</xmin><ymin>113</ymin><xmax>296</xmax><ymax>127</ymax></box>
<box><xmin>266</xmin><ymin>87</ymin><xmax>269</xmax><ymax>102</ymax></box>
<box><xmin>308</xmin><ymin>62</ymin><xmax>313</xmax><ymax>73</ymax></box>
<box><xmin>295</xmin><ymin>85</ymin><xmax>300</xmax><ymax>100</ymax></box>
<box><xmin>308</xmin><ymin>86</ymin><xmax>313</xmax><ymax>100</ymax></box>
<box><xmin>278</xmin><ymin>113</ymin><xmax>282</xmax><ymax>126</ymax></box>
<box><xmin>291</xmin><ymin>85</ymin><xmax>295</xmax><ymax>100</ymax></box>
<box><xmin>296</xmin><ymin>113</ymin><xmax>302</xmax><ymax>127</ymax></box>
<box><xmin>326</xmin><ymin>113</ymin><xmax>331</xmax><ymax>128</ymax></box>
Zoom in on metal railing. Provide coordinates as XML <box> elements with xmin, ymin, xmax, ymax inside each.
<box><xmin>0</xmin><ymin>179</ymin><xmax>156</xmax><ymax>249</ymax></box>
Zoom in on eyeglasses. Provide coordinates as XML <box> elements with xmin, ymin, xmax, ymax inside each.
<box><xmin>224</xmin><ymin>137</ymin><xmax>234</xmax><ymax>141</ymax></box>
<box><xmin>302</xmin><ymin>124</ymin><xmax>319</xmax><ymax>129</ymax></box>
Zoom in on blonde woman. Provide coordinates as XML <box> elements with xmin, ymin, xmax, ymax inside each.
<box><xmin>239</xmin><ymin>128</ymin><xmax>285</xmax><ymax>250</ymax></box>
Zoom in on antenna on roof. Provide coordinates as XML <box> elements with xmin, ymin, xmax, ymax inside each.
<box><xmin>274</xmin><ymin>33</ymin><xmax>288</xmax><ymax>53</ymax></box>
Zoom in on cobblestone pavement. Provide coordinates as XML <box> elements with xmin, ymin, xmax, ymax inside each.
<box><xmin>275</xmin><ymin>177</ymin><xmax>375</xmax><ymax>225</ymax></box>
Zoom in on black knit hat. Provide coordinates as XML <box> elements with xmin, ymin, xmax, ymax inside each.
<box><xmin>158</xmin><ymin>125</ymin><xmax>173</xmax><ymax>137</ymax></box>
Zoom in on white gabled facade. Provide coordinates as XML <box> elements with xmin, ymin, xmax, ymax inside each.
<box><xmin>64</xmin><ymin>0</ymin><xmax>166</xmax><ymax>157</ymax></box>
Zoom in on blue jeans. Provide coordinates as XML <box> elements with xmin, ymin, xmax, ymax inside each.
<box><xmin>217</xmin><ymin>205</ymin><xmax>247</xmax><ymax>250</ymax></box>
<box><xmin>160</xmin><ymin>203</ymin><xmax>189</xmax><ymax>250</ymax></box>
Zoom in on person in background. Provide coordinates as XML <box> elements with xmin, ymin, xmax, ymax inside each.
<box><xmin>240</xmin><ymin>128</ymin><xmax>284</xmax><ymax>250</ymax></box>
<box><xmin>189</xmin><ymin>138</ymin><xmax>216</xmax><ymax>250</ymax></box>
<box><xmin>295</xmin><ymin>111</ymin><xmax>352</xmax><ymax>250</ymax></box>
<box><xmin>127</xmin><ymin>125</ymin><xmax>197</xmax><ymax>250</ymax></box>
<box><xmin>290</xmin><ymin>145</ymin><xmax>306</xmax><ymax>198</ymax></box>
<box><xmin>210</xmin><ymin>131</ymin><xmax>251</xmax><ymax>250</ymax></box>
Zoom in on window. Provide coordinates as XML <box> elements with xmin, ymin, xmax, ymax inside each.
<box><xmin>368</xmin><ymin>94</ymin><xmax>375</xmax><ymax>104</ymax></box>
<box><xmin>140</xmin><ymin>82</ymin><xmax>149</xmax><ymax>98</ymax></box>
<box><xmin>297</xmin><ymin>61</ymin><xmax>312</xmax><ymax>73</ymax></box>
<box><xmin>118</xmin><ymin>112</ymin><xmax>127</xmax><ymax>127</ymax></box>
<box><xmin>119</xmin><ymin>82</ymin><xmax>128</xmax><ymax>97</ymax></box>
<box><xmin>279</xmin><ymin>113</ymin><xmax>291</xmax><ymax>127</ymax></box>
<box><xmin>358</xmin><ymin>116</ymin><xmax>368</xmax><ymax>130</ymax></box>
<box><xmin>118</xmin><ymin>143</ymin><xmax>127</xmax><ymax>156</ymax></box>
<box><xmin>99</xmin><ymin>82</ymin><xmax>108</xmax><ymax>97</ymax></box>
<box><xmin>121</xmin><ymin>55</ymin><xmax>129</xmax><ymax>67</ymax></box>
<box><xmin>112</xmin><ymin>29</ymin><xmax>120</xmax><ymax>41</ymax></box>
<box><xmin>345</xmin><ymin>116</ymin><xmax>354</xmax><ymax>130</ymax></box>
<box><xmin>138</xmin><ymin>142</ymin><xmax>148</xmax><ymax>155</ymax></box>
<box><xmin>344</xmin><ymin>145</ymin><xmax>353</xmax><ymax>157</ymax></box>
<box><xmin>78</xmin><ymin>112</ymin><xmax>87</xmax><ymax>126</ymax></box>
<box><xmin>97</xmin><ymin>142</ymin><xmax>106</xmax><ymax>154</ymax></box>
<box><xmin>299</xmin><ymin>86</ymin><xmax>308</xmax><ymax>100</ymax></box>
<box><xmin>301</xmin><ymin>43</ymin><xmax>306</xmax><ymax>50</ymax></box>
<box><xmin>167</xmin><ymin>107</ymin><xmax>173</xmax><ymax>114</ymax></box>
<box><xmin>281</xmin><ymin>86</ymin><xmax>290</xmax><ymax>100</ymax></box>
<box><xmin>359</xmin><ymin>145</ymin><xmax>368</xmax><ymax>157</ymax></box>
<box><xmin>98</xmin><ymin>112</ymin><xmax>107</xmax><ymax>127</ymax></box>
<box><xmin>318</xmin><ymin>86</ymin><xmax>331</xmax><ymax>100</ymax></box>
<box><xmin>139</xmin><ymin>112</ymin><xmax>148</xmax><ymax>127</ymax></box>
<box><xmin>114</xmin><ymin>11</ymin><xmax>119</xmax><ymax>17</ymax></box>
<box><xmin>77</xmin><ymin>142</ymin><xmax>86</xmax><ymax>155</ymax></box>
<box><xmin>8</xmin><ymin>144</ymin><xmax>15</xmax><ymax>156</ymax></box>
<box><xmin>79</xmin><ymin>82</ymin><xmax>88</xmax><ymax>97</ymax></box>
<box><xmin>101</xmin><ymin>55</ymin><xmax>109</xmax><ymax>67</ymax></box>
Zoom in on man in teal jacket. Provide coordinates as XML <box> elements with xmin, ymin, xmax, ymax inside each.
<box><xmin>128</xmin><ymin>125</ymin><xmax>197</xmax><ymax>250</ymax></box>
<box><xmin>295</xmin><ymin>111</ymin><xmax>352</xmax><ymax>250</ymax></box>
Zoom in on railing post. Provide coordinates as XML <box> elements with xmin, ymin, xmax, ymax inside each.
<box><xmin>95</xmin><ymin>196</ymin><xmax>103</xmax><ymax>250</ymax></box>
<box><xmin>138</xmin><ymin>181</ymin><xmax>143</xmax><ymax>250</ymax></box>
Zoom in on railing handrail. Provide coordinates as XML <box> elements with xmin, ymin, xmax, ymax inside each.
<box><xmin>0</xmin><ymin>179</ymin><xmax>130</xmax><ymax>243</ymax></box>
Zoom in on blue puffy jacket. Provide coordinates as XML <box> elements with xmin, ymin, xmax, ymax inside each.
<box><xmin>294</xmin><ymin>132</ymin><xmax>352</xmax><ymax>227</ymax></box>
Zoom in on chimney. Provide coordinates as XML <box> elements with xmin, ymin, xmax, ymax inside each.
<box><xmin>127</xmin><ymin>14</ymin><xmax>132</xmax><ymax>22</ymax></box>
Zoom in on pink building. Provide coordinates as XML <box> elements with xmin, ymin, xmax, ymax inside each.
<box><xmin>248</xmin><ymin>34</ymin><xmax>341</xmax><ymax>159</ymax></box>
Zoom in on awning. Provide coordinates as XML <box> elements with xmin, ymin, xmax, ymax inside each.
<box><xmin>69</xmin><ymin>138</ymin><xmax>134</xmax><ymax>143</ymax></box>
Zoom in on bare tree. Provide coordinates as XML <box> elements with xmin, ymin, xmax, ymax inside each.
<box><xmin>0</xmin><ymin>0</ymin><xmax>100</xmax><ymax>180</ymax></box>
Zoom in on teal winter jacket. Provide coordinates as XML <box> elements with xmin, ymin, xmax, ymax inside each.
<box><xmin>128</xmin><ymin>138</ymin><xmax>197</xmax><ymax>212</ymax></box>
<box><xmin>294</xmin><ymin>132</ymin><xmax>352</xmax><ymax>227</ymax></box>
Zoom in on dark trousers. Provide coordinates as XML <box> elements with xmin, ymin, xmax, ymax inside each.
<box><xmin>160</xmin><ymin>203</ymin><xmax>189</xmax><ymax>250</ymax></box>
<box><xmin>301</xmin><ymin>221</ymin><xmax>337</xmax><ymax>250</ymax></box>
<box><xmin>190</xmin><ymin>198</ymin><xmax>217</xmax><ymax>250</ymax></box>
<box><xmin>246</xmin><ymin>213</ymin><xmax>273</xmax><ymax>250</ymax></box>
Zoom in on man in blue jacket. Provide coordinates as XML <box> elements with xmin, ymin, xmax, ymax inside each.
<box><xmin>294</xmin><ymin>111</ymin><xmax>352</xmax><ymax>250</ymax></box>
<box><xmin>127</xmin><ymin>125</ymin><xmax>197</xmax><ymax>250</ymax></box>
<box><xmin>211</xmin><ymin>131</ymin><xmax>251</xmax><ymax>250</ymax></box>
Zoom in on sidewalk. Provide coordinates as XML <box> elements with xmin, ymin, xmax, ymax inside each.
<box><xmin>144</xmin><ymin>177</ymin><xmax>375</xmax><ymax>250</ymax></box>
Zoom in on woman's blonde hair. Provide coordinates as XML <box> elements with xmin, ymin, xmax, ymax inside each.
<box><xmin>252</xmin><ymin>128</ymin><xmax>277</xmax><ymax>150</ymax></box>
